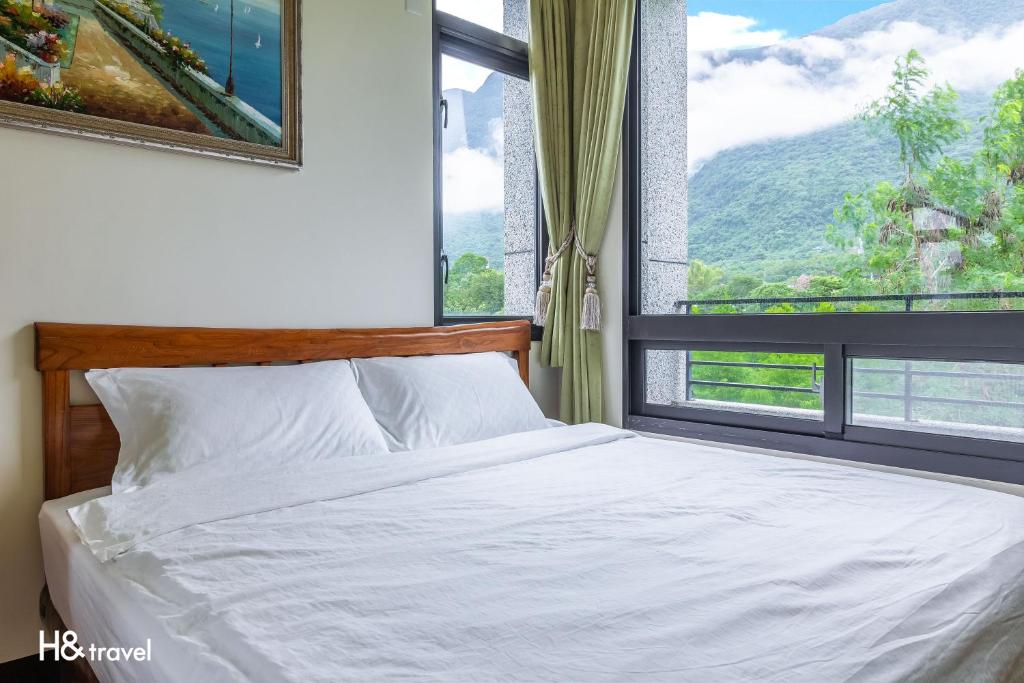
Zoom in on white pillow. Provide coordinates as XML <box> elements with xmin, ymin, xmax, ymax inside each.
<box><xmin>351</xmin><ymin>352</ymin><xmax>550</xmax><ymax>451</ymax></box>
<box><xmin>87</xmin><ymin>361</ymin><xmax>389</xmax><ymax>492</ymax></box>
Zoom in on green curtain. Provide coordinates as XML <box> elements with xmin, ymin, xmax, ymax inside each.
<box><xmin>530</xmin><ymin>0</ymin><xmax>636</xmax><ymax>424</ymax></box>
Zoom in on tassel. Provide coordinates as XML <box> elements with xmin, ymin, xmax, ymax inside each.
<box><xmin>533</xmin><ymin>271</ymin><xmax>553</xmax><ymax>326</ymax></box>
<box><xmin>580</xmin><ymin>274</ymin><xmax>601</xmax><ymax>331</ymax></box>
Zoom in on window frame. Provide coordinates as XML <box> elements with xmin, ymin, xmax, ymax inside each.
<box><xmin>432</xmin><ymin>8</ymin><xmax>546</xmax><ymax>336</ymax></box>
<box><xmin>621</xmin><ymin>4</ymin><xmax>1024</xmax><ymax>485</ymax></box>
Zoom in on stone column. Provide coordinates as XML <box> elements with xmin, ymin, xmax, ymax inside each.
<box><xmin>640</xmin><ymin>0</ymin><xmax>689</xmax><ymax>405</ymax></box>
<box><xmin>502</xmin><ymin>0</ymin><xmax>537</xmax><ymax>315</ymax></box>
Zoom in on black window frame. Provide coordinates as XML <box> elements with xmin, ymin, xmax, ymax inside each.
<box><xmin>621</xmin><ymin>4</ymin><xmax>1024</xmax><ymax>485</ymax></box>
<box><xmin>432</xmin><ymin>8</ymin><xmax>547</xmax><ymax>338</ymax></box>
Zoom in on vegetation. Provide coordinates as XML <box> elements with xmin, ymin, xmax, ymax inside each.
<box><xmin>100</xmin><ymin>0</ymin><xmax>209</xmax><ymax>74</ymax></box>
<box><xmin>24</xmin><ymin>76</ymin><xmax>82</xmax><ymax>110</ymax></box>
<box><xmin>686</xmin><ymin>52</ymin><xmax>1024</xmax><ymax>314</ymax></box>
<box><xmin>143</xmin><ymin>0</ymin><xmax>164</xmax><ymax>24</ymax></box>
<box><xmin>863</xmin><ymin>50</ymin><xmax>965</xmax><ymax>181</ymax></box>
<box><xmin>687</xmin><ymin>351</ymin><xmax>824</xmax><ymax>412</ymax></box>
<box><xmin>444</xmin><ymin>253</ymin><xmax>504</xmax><ymax>315</ymax></box>
<box><xmin>0</xmin><ymin>53</ymin><xmax>83</xmax><ymax>111</ymax></box>
<box><xmin>825</xmin><ymin>56</ymin><xmax>1024</xmax><ymax>307</ymax></box>
<box><xmin>0</xmin><ymin>0</ymin><xmax>70</xmax><ymax>64</ymax></box>
<box><xmin>443</xmin><ymin>211</ymin><xmax>504</xmax><ymax>272</ymax></box>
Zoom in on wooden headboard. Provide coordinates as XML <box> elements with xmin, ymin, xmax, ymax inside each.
<box><xmin>35</xmin><ymin>321</ymin><xmax>532</xmax><ymax>500</ymax></box>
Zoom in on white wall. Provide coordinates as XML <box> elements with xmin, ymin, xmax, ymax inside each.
<box><xmin>0</xmin><ymin>0</ymin><xmax>567</xmax><ymax>662</ymax></box>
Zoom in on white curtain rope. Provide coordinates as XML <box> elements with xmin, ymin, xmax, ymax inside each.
<box><xmin>532</xmin><ymin>220</ymin><xmax>601</xmax><ymax>331</ymax></box>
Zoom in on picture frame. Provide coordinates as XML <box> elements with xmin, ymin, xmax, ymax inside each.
<box><xmin>0</xmin><ymin>0</ymin><xmax>301</xmax><ymax>167</ymax></box>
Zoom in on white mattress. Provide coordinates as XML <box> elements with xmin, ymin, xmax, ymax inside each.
<box><xmin>45</xmin><ymin>425</ymin><xmax>1024</xmax><ymax>682</ymax></box>
<box><xmin>39</xmin><ymin>489</ymin><xmax>230</xmax><ymax>683</ymax></box>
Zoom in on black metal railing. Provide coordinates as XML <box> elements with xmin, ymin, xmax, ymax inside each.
<box><xmin>681</xmin><ymin>355</ymin><xmax>1024</xmax><ymax>422</ymax></box>
<box><xmin>850</xmin><ymin>362</ymin><xmax>1024</xmax><ymax>423</ymax></box>
<box><xmin>684</xmin><ymin>358</ymin><xmax>821</xmax><ymax>401</ymax></box>
<box><xmin>674</xmin><ymin>290</ymin><xmax>1024</xmax><ymax>314</ymax></box>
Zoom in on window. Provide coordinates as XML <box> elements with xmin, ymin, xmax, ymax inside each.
<box><xmin>624</xmin><ymin>0</ymin><xmax>1024</xmax><ymax>484</ymax></box>
<box><xmin>436</xmin><ymin>0</ymin><xmax>528</xmax><ymax>40</ymax></box>
<box><xmin>647</xmin><ymin>349</ymin><xmax>825</xmax><ymax>421</ymax></box>
<box><xmin>849</xmin><ymin>358</ymin><xmax>1024</xmax><ymax>442</ymax></box>
<box><xmin>434</xmin><ymin>1</ymin><xmax>541</xmax><ymax>325</ymax></box>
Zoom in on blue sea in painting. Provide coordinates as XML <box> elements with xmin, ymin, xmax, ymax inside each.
<box><xmin>159</xmin><ymin>0</ymin><xmax>282</xmax><ymax>124</ymax></box>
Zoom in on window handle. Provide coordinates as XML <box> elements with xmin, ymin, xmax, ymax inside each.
<box><xmin>441</xmin><ymin>252</ymin><xmax>449</xmax><ymax>284</ymax></box>
<box><xmin>440</xmin><ymin>98</ymin><xmax>448</xmax><ymax>129</ymax></box>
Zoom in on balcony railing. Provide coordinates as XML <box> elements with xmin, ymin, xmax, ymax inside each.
<box><xmin>674</xmin><ymin>290</ymin><xmax>1024</xmax><ymax>314</ymax></box>
<box><xmin>681</xmin><ymin>355</ymin><xmax>1024</xmax><ymax>427</ymax></box>
<box><xmin>684</xmin><ymin>359</ymin><xmax>821</xmax><ymax>401</ymax></box>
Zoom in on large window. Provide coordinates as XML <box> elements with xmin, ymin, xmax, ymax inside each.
<box><xmin>624</xmin><ymin>0</ymin><xmax>1024</xmax><ymax>484</ymax></box>
<box><xmin>436</xmin><ymin>0</ymin><xmax>524</xmax><ymax>38</ymax></box>
<box><xmin>434</xmin><ymin>2</ymin><xmax>541</xmax><ymax>325</ymax></box>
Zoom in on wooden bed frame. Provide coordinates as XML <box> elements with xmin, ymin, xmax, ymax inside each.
<box><xmin>35</xmin><ymin>320</ymin><xmax>532</xmax><ymax>501</ymax></box>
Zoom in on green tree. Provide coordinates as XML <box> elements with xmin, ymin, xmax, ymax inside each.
<box><xmin>444</xmin><ymin>253</ymin><xmax>504</xmax><ymax>315</ymax></box>
<box><xmin>688</xmin><ymin>259</ymin><xmax>725</xmax><ymax>297</ymax></box>
<box><xmin>725</xmin><ymin>274</ymin><xmax>762</xmax><ymax>299</ymax></box>
<box><xmin>750</xmin><ymin>282</ymin><xmax>796</xmax><ymax>300</ymax></box>
<box><xmin>807</xmin><ymin>275</ymin><xmax>846</xmax><ymax>297</ymax></box>
<box><xmin>828</xmin><ymin>52</ymin><xmax>970</xmax><ymax>293</ymax></box>
<box><xmin>829</xmin><ymin>63</ymin><xmax>1024</xmax><ymax>308</ymax></box>
<box><xmin>863</xmin><ymin>49</ymin><xmax>966</xmax><ymax>181</ymax></box>
<box><xmin>982</xmin><ymin>70</ymin><xmax>1024</xmax><ymax>185</ymax></box>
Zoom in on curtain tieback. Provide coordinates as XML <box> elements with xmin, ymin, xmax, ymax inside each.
<box><xmin>533</xmin><ymin>224</ymin><xmax>576</xmax><ymax>327</ymax></box>
<box><xmin>532</xmin><ymin>222</ymin><xmax>601</xmax><ymax>332</ymax></box>
<box><xmin>573</xmin><ymin>233</ymin><xmax>601</xmax><ymax>332</ymax></box>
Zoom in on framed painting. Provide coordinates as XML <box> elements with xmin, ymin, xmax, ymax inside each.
<box><xmin>0</xmin><ymin>0</ymin><xmax>300</xmax><ymax>167</ymax></box>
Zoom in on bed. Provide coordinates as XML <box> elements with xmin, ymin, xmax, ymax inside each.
<box><xmin>35</xmin><ymin>321</ymin><xmax>1024</xmax><ymax>682</ymax></box>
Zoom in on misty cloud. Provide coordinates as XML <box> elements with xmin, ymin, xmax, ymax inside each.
<box><xmin>688</xmin><ymin>12</ymin><xmax>787</xmax><ymax>53</ymax></box>
<box><xmin>689</xmin><ymin>18</ymin><xmax>1024</xmax><ymax>172</ymax></box>
<box><xmin>443</xmin><ymin>147</ymin><xmax>504</xmax><ymax>214</ymax></box>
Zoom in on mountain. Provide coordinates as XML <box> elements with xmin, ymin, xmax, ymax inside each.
<box><xmin>817</xmin><ymin>0</ymin><xmax>1024</xmax><ymax>39</ymax></box>
<box><xmin>441</xmin><ymin>73</ymin><xmax>505</xmax><ymax>268</ymax></box>
<box><xmin>697</xmin><ymin>0</ymin><xmax>1024</xmax><ymax>85</ymax></box>
<box><xmin>442</xmin><ymin>72</ymin><xmax>503</xmax><ymax>155</ymax></box>
<box><xmin>443</xmin><ymin>210</ymin><xmax>504</xmax><ymax>270</ymax></box>
<box><xmin>688</xmin><ymin>92</ymin><xmax>991</xmax><ymax>276</ymax></box>
<box><xmin>687</xmin><ymin>0</ymin><xmax>1021</xmax><ymax>277</ymax></box>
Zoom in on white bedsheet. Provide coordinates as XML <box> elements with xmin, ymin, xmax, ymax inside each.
<box><xmin>61</xmin><ymin>425</ymin><xmax>1024</xmax><ymax>681</ymax></box>
<box><xmin>39</xmin><ymin>489</ymin><xmax>220</xmax><ymax>683</ymax></box>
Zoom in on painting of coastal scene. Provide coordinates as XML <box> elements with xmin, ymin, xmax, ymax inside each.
<box><xmin>0</xmin><ymin>0</ymin><xmax>299</xmax><ymax>165</ymax></box>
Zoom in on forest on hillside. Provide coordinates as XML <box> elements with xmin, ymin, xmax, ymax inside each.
<box><xmin>686</xmin><ymin>53</ymin><xmax>1024</xmax><ymax>314</ymax></box>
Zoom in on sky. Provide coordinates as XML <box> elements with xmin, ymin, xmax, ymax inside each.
<box><xmin>437</xmin><ymin>0</ymin><xmax>504</xmax><ymax>33</ymax></box>
<box><xmin>439</xmin><ymin>1</ymin><xmax>896</xmax><ymax>91</ymax></box>
<box><xmin>439</xmin><ymin>0</ymin><xmax>505</xmax><ymax>92</ymax></box>
<box><xmin>688</xmin><ymin>3</ymin><xmax>1024</xmax><ymax>171</ymax></box>
<box><xmin>687</xmin><ymin>1</ymin><xmax>892</xmax><ymax>42</ymax></box>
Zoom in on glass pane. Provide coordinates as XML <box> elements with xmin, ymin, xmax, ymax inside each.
<box><xmin>850</xmin><ymin>359</ymin><xmax>1024</xmax><ymax>442</ymax></box>
<box><xmin>441</xmin><ymin>55</ymin><xmax>536</xmax><ymax>316</ymax></box>
<box><xmin>646</xmin><ymin>350</ymin><xmax>825</xmax><ymax>420</ymax></box>
<box><xmin>436</xmin><ymin>0</ymin><xmax>529</xmax><ymax>41</ymax></box>
<box><xmin>640</xmin><ymin>0</ymin><xmax>1024</xmax><ymax>315</ymax></box>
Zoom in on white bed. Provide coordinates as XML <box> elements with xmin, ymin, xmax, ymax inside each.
<box><xmin>40</xmin><ymin>488</ymin><xmax>233</xmax><ymax>683</ymax></box>
<box><xmin>43</xmin><ymin>424</ymin><xmax>1024</xmax><ymax>682</ymax></box>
